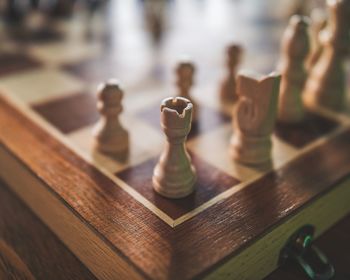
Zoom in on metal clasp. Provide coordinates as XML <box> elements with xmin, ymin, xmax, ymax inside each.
<box><xmin>279</xmin><ymin>225</ymin><xmax>335</xmax><ymax>280</ymax></box>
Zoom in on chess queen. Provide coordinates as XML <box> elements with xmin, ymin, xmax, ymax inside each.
<box><xmin>152</xmin><ymin>97</ymin><xmax>196</xmax><ymax>198</ymax></box>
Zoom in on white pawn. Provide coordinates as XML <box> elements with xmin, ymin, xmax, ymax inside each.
<box><xmin>304</xmin><ymin>0</ymin><xmax>350</xmax><ymax>111</ymax></box>
<box><xmin>153</xmin><ymin>97</ymin><xmax>196</xmax><ymax>199</ymax></box>
<box><xmin>230</xmin><ymin>72</ymin><xmax>281</xmax><ymax>167</ymax></box>
<box><xmin>93</xmin><ymin>80</ymin><xmax>129</xmax><ymax>158</ymax></box>
<box><xmin>220</xmin><ymin>44</ymin><xmax>243</xmax><ymax>104</ymax></box>
<box><xmin>278</xmin><ymin>15</ymin><xmax>310</xmax><ymax>123</ymax></box>
<box><xmin>175</xmin><ymin>60</ymin><xmax>198</xmax><ymax>122</ymax></box>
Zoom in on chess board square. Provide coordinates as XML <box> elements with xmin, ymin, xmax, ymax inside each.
<box><xmin>137</xmin><ymin>102</ymin><xmax>231</xmax><ymax>140</ymax></box>
<box><xmin>63</xmin><ymin>57</ymin><xmax>115</xmax><ymax>84</ymax></box>
<box><xmin>29</xmin><ymin>41</ymin><xmax>102</xmax><ymax>66</ymax></box>
<box><xmin>32</xmin><ymin>92</ymin><xmax>99</xmax><ymax>134</ymax></box>
<box><xmin>275</xmin><ymin>111</ymin><xmax>340</xmax><ymax>148</ymax></box>
<box><xmin>67</xmin><ymin>117</ymin><xmax>163</xmax><ymax>174</ymax></box>
<box><xmin>0</xmin><ymin>68</ymin><xmax>85</xmax><ymax>104</ymax></box>
<box><xmin>0</xmin><ymin>52</ymin><xmax>42</xmax><ymax>77</ymax></box>
<box><xmin>116</xmin><ymin>153</ymin><xmax>241</xmax><ymax>220</ymax></box>
<box><xmin>8</xmin><ymin>28</ymin><xmax>63</xmax><ymax>44</ymax></box>
<box><xmin>187</xmin><ymin>124</ymin><xmax>299</xmax><ymax>181</ymax></box>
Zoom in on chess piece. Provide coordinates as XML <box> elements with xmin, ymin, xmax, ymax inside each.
<box><xmin>303</xmin><ymin>0</ymin><xmax>350</xmax><ymax>111</ymax></box>
<box><xmin>278</xmin><ymin>15</ymin><xmax>310</xmax><ymax>123</ymax></box>
<box><xmin>93</xmin><ymin>80</ymin><xmax>129</xmax><ymax>158</ymax></box>
<box><xmin>153</xmin><ymin>97</ymin><xmax>196</xmax><ymax>198</ymax></box>
<box><xmin>307</xmin><ymin>8</ymin><xmax>328</xmax><ymax>69</ymax></box>
<box><xmin>175</xmin><ymin>60</ymin><xmax>198</xmax><ymax>122</ymax></box>
<box><xmin>144</xmin><ymin>0</ymin><xmax>166</xmax><ymax>45</ymax></box>
<box><xmin>285</xmin><ymin>0</ymin><xmax>311</xmax><ymax>18</ymax></box>
<box><xmin>220</xmin><ymin>44</ymin><xmax>243</xmax><ymax>105</ymax></box>
<box><xmin>230</xmin><ymin>72</ymin><xmax>281</xmax><ymax>167</ymax></box>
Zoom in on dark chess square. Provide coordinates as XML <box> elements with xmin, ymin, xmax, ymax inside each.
<box><xmin>275</xmin><ymin>111</ymin><xmax>340</xmax><ymax>148</ymax></box>
<box><xmin>117</xmin><ymin>152</ymin><xmax>241</xmax><ymax>220</ymax></box>
<box><xmin>32</xmin><ymin>92</ymin><xmax>99</xmax><ymax>134</ymax></box>
<box><xmin>0</xmin><ymin>53</ymin><xmax>42</xmax><ymax>77</ymax></box>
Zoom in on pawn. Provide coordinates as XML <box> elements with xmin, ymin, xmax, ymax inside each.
<box><xmin>230</xmin><ymin>72</ymin><xmax>281</xmax><ymax>167</ymax></box>
<box><xmin>278</xmin><ymin>15</ymin><xmax>310</xmax><ymax>123</ymax></box>
<box><xmin>303</xmin><ymin>0</ymin><xmax>350</xmax><ymax>111</ymax></box>
<box><xmin>175</xmin><ymin>61</ymin><xmax>198</xmax><ymax>122</ymax></box>
<box><xmin>93</xmin><ymin>80</ymin><xmax>129</xmax><ymax>158</ymax></box>
<box><xmin>152</xmin><ymin>97</ymin><xmax>196</xmax><ymax>199</ymax></box>
<box><xmin>220</xmin><ymin>44</ymin><xmax>243</xmax><ymax>104</ymax></box>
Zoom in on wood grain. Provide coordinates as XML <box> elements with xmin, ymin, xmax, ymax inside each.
<box><xmin>0</xmin><ymin>180</ymin><xmax>97</xmax><ymax>280</ymax></box>
<box><xmin>1</xmin><ymin>94</ymin><xmax>350</xmax><ymax>279</ymax></box>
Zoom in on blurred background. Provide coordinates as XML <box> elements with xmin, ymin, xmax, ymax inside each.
<box><xmin>0</xmin><ymin>0</ymin><xmax>344</xmax><ymax>104</ymax></box>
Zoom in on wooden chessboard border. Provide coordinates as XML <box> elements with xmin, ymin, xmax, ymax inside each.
<box><xmin>2</xmin><ymin>91</ymin><xmax>350</xmax><ymax>279</ymax></box>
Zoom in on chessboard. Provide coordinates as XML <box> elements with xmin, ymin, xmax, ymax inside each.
<box><xmin>0</xmin><ymin>1</ymin><xmax>350</xmax><ymax>279</ymax></box>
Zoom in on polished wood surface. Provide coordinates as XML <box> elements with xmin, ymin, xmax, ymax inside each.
<box><xmin>1</xmin><ymin>86</ymin><xmax>350</xmax><ymax>279</ymax></box>
<box><xmin>0</xmin><ymin>179</ymin><xmax>96</xmax><ymax>280</ymax></box>
<box><xmin>0</xmin><ymin>1</ymin><xmax>349</xmax><ymax>279</ymax></box>
<box><xmin>0</xmin><ymin>175</ymin><xmax>349</xmax><ymax>280</ymax></box>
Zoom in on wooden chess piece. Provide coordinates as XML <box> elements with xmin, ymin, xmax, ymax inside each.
<box><xmin>286</xmin><ymin>0</ymin><xmax>311</xmax><ymax>18</ymax></box>
<box><xmin>93</xmin><ymin>80</ymin><xmax>129</xmax><ymax>158</ymax></box>
<box><xmin>307</xmin><ymin>8</ymin><xmax>328</xmax><ymax>69</ymax></box>
<box><xmin>230</xmin><ymin>72</ymin><xmax>281</xmax><ymax>167</ymax></box>
<box><xmin>278</xmin><ymin>15</ymin><xmax>310</xmax><ymax>123</ymax></box>
<box><xmin>220</xmin><ymin>44</ymin><xmax>243</xmax><ymax>105</ymax></box>
<box><xmin>176</xmin><ymin>60</ymin><xmax>198</xmax><ymax>122</ymax></box>
<box><xmin>152</xmin><ymin>97</ymin><xmax>196</xmax><ymax>198</ymax></box>
<box><xmin>303</xmin><ymin>0</ymin><xmax>350</xmax><ymax>111</ymax></box>
<box><xmin>144</xmin><ymin>0</ymin><xmax>166</xmax><ymax>45</ymax></box>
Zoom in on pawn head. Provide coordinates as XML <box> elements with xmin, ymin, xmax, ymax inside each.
<box><xmin>97</xmin><ymin>79</ymin><xmax>123</xmax><ymax>103</ymax></box>
<box><xmin>176</xmin><ymin>60</ymin><xmax>195</xmax><ymax>80</ymax></box>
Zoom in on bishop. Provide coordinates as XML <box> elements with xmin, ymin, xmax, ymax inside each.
<box><xmin>278</xmin><ymin>15</ymin><xmax>310</xmax><ymax>123</ymax></box>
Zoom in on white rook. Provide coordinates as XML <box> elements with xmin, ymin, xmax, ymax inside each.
<box><xmin>153</xmin><ymin>97</ymin><xmax>196</xmax><ymax>198</ymax></box>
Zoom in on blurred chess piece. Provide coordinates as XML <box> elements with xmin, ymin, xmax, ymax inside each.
<box><xmin>230</xmin><ymin>72</ymin><xmax>281</xmax><ymax>167</ymax></box>
<box><xmin>220</xmin><ymin>44</ymin><xmax>243</xmax><ymax>105</ymax></box>
<box><xmin>152</xmin><ymin>97</ymin><xmax>196</xmax><ymax>198</ymax></box>
<box><xmin>304</xmin><ymin>0</ymin><xmax>350</xmax><ymax>111</ymax></box>
<box><xmin>307</xmin><ymin>8</ymin><xmax>328</xmax><ymax>69</ymax></box>
<box><xmin>25</xmin><ymin>9</ymin><xmax>48</xmax><ymax>34</ymax></box>
<box><xmin>93</xmin><ymin>80</ymin><xmax>129</xmax><ymax>159</ymax></box>
<box><xmin>51</xmin><ymin>0</ymin><xmax>76</xmax><ymax>18</ymax></box>
<box><xmin>144</xmin><ymin>0</ymin><xmax>166</xmax><ymax>46</ymax></box>
<box><xmin>285</xmin><ymin>0</ymin><xmax>311</xmax><ymax>18</ymax></box>
<box><xmin>278</xmin><ymin>15</ymin><xmax>310</xmax><ymax>123</ymax></box>
<box><xmin>176</xmin><ymin>60</ymin><xmax>198</xmax><ymax>122</ymax></box>
<box><xmin>84</xmin><ymin>0</ymin><xmax>109</xmax><ymax>41</ymax></box>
